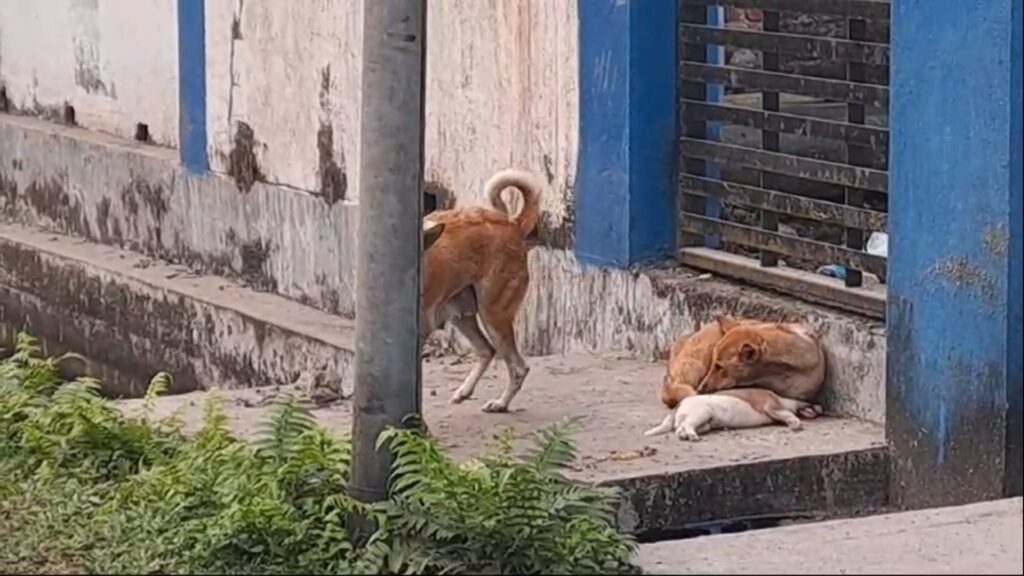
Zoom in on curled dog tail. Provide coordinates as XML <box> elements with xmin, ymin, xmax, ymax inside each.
<box><xmin>644</xmin><ymin>413</ymin><xmax>675</xmax><ymax>437</ymax></box>
<box><xmin>484</xmin><ymin>168</ymin><xmax>543</xmax><ymax>237</ymax></box>
<box><xmin>659</xmin><ymin>378</ymin><xmax>698</xmax><ymax>410</ymax></box>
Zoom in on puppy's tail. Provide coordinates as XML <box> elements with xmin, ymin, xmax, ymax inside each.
<box><xmin>484</xmin><ymin>169</ymin><xmax>543</xmax><ymax>237</ymax></box>
<box><xmin>644</xmin><ymin>413</ymin><xmax>675</xmax><ymax>437</ymax></box>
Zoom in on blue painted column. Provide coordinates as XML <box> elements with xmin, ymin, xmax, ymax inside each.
<box><xmin>887</xmin><ymin>0</ymin><xmax>1023</xmax><ymax>507</ymax></box>
<box><xmin>575</xmin><ymin>0</ymin><xmax>677</xmax><ymax>267</ymax></box>
<box><xmin>1007</xmin><ymin>0</ymin><xmax>1023</xmax><ymax>498</ymax></box>
<box><xmin>178</xmin><ymin>0</ymin><xmax>209</xmax><ymax>173</ymax></box>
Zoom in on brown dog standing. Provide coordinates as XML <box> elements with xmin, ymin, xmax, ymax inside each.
<box><xmin>697</xmin><ymin>316</ymin><xmax>826</xmax><ymax>407</ymax></box>
<box><xmin>420</xmin><ymin>169</ymin><xmax>543</xmax><ymax>413</ymax></box>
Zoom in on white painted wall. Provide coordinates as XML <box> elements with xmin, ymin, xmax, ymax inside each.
<box><xmin>205</xmin><ymin>0</ymin><xmax>363</xmax><ymax>196</ymax></box>
<box><xmin>424</xmin><ymin>0</ymin><xmax>578</xmax><ymax>226</ymax></box>
<box><xmin>205</xmin><ymin>0</ymin><xmax>578</xmax><ymax>222</ymax></box>
<box><xmin>2</xmin><ymin>0</ymin><xmax>578</xmax><ymax>219</ymax></box>
<box><xmin>0</xmin><ymin>0</ymin><xmax>179</xmax><ymax>147</ymax></box>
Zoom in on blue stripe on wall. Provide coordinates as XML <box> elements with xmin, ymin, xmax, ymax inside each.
<box><xmin>178</xmin><ymin>0</ymin><xmax>209</xmax><ymax>173</ymax></box>
<box><xmin>1005</xmin><ymin>0</ymin><xmax>1022</xmax><ymax>497</ymax></box>
<box><xmin>575</xmin><ymin>0</ymin><xmax>677</xmax><ymax>267</ymax></box>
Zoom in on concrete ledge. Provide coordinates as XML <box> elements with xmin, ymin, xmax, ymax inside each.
<box><xmin>0</xmin><ymin>224</ymin><xmax>354</xmax><ymax>398</ymax></box>
<box><xmin>115</xmin><ymin>350</ymin><xmax>886</xmax><ymax>535</ymax></box>
<box><xmin>0</xmin><ymin>113</ymin><xmax>359</xmax><ymax>316</ymax></box>
<box><xmin>638</xmin><ymin>498</ymin><xmax>1023</xmax><ymax>574</ymax></box>
<box><xmin>520</xmin><ymin>250</ymin><xmax>887</xmax><ymax>423</ymax></box>
<box><xmin>0</xmin><ymin>223</ymin><xmax>887</xmax><ymax>533</ymax></box>
<box><xmin>615</xmin><ymin>447</ymin><xmax>888</xmax><ymax>535</ymax></box>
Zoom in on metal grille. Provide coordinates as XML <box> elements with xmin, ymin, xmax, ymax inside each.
<box><xmin>678</xmin><ymin>0</ymin><xmax>890</xmax><ymax>318</ymax></box>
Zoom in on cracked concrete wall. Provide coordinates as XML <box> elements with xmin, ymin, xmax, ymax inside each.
<box><xmin>204</xmin><ymin>0</ymin><xmax>578</xmax><ymax>237</ymax></box>
<box><xmin>0</xmin><ymin>0</ymin><xmax>179</xmax><ymax>146</ymax></box>
<box><xmin>423</xmin><ymin>0</ymin><xmax>578</xmax><ymax>245</ymax></box>
<box><xmin>0</xmin><ymin>115</ymin><xmax>358</xmax><ymax>316</ymax></box>
<box><xmin>205</xmin><ymin>0</ymin><xmax>362</xmax><ymax>200</ymax></box>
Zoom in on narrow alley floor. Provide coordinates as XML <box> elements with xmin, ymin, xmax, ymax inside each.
<box><xmin>638</xmin><ymin>497</ymin><xmax>1024</xmax><ymax>575</ymax></box>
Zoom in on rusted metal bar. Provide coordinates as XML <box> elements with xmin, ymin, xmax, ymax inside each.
<box><xmin>682</xmin><ymin>0</ymin><xmax>890</xmax><ymax>20</ymax></box>
<box><xmin>759</xmin><ymin>8</ymin><xmax>782</xmax><ymax>268</ymax></box>
<box><xmin>843</xmin><ymin>16</ymin><xmax>870</xmax><ymax>288</ymax></box>
<box><xmin>680</xmin><ymin>101</ymin><xmax>888</xmax><ymax>147</ymax></box>
<box><xmin>679</xmin><ymin>247</ymin><xmax>886</xmax><ymax>318</ymax></box>
<box><xmin>681</xmin><ymin>138</ymin><xmax>888</xmax><ymax>192</ymax></box>
<box><xmin>680</xmin><ymin>174</ymin><xmax>887</xmax><ymax>231</ymax></box>
<box><xmin>678</xmin><ymin>1</ymin><xmax>719</xmax><ymax>248</ymax></box>
<box><xmin>680</xmin><ymin>214</ymin><xmax>887</xmax><ymax>276</ymax></box>
<box><xmin>681</xmin><ymin>62</ymin><xmax>889</xmax><ymax>106</ymax></box>
<box><xmin>680</xmin><ymin>24</ymin><xmax>890</xmax><ymax>65</ymax></box>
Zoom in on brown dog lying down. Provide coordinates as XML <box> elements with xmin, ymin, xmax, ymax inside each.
<box><xmin>660</xmin><ymin>317</ymin><xmax>753</xmax><ymax>409</ymax></box>
<box><xmin>653</xmin><ymin>315</ymin><xmax>826</xmax><ymax>438</ymax></box>
<box><xmin>697</xmin><ymin>316</ymin><xmax>827</xmax><ymax>405</ymax></box>
<box><xmin>419</xmin><ymin>168</ymin><xmax>544</xmax><ymax>413</ymax></box>
<box><xmin>645</xmin><ymin>388</ymin><xmax>824</xmax><ymax>441</ymax></box>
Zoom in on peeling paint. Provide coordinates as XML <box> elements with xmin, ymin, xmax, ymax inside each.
<box><xmin>929</xmin><ymin>255</ymin><xmax>999</xmax><ymax>304</ymax></box>
<box><xmin>316</xmin><ymin>123</ymin><xmax>347</xmax><ymax>204</ymax></box>
<box><xmin>227</xmin><ymin>121</ymin><xmax>265</xmax><ymax>193</ymax></box>
<box><xmin>239</xmin><ymin>237</ymin><xmax>276</xmax><ymax>292</ymax></box>
<box><xmin>24</xmin><ymin>176</ymin><xmax>86</xmax><ymax>234</ymax></box>
<box><xmin>0</xmin><ymin>229</ymin><xmax>355</xmax><ymax>399</ymax></box>
<box><xmin>983</xmin><ymin>223</ymin><xmax>1009</xmax><ymax>259</ymax></box>
<box><xmin>423</xmin><ymin>180</ymin><xmax>456</xmax><ymax>214</ymax></box>
<box><xmin>0</xmin><ymin>0</ymin><xmax>179</xmax><ymax>144</ymax></box>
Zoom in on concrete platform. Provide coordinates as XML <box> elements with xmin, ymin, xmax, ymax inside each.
<box><xmin>1</xmin><ymin>222</ymin><xmax>889</xmax><ymax>533</ymax></box>
<box><xmin>638</xmin><ymin>498</ymin><xmax>1024</xmax><ymax>575</ymax></box>
<box><xmin>115</xmin><ymin>351</ymin><xmax>887</xmax><ymax>533</ymax></box>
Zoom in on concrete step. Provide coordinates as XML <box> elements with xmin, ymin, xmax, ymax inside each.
<box><xmin>1</xmin><ymin>223</ymin><xmax>888</xmax><ymax>534</ymax></box>
<box><xmin>638</xmin><ymin>498</ymin><xmax>1024</xmax><ymax>575</ymax></box>
<box><xmin>0</xmin><ymin>222</ymin><xmax>356</xmax><ymax>398</ymax></box>
<box><xmin>116</xmin><ymin>361</ymin><xmax>887</xmax><ymax>534</ymax></box>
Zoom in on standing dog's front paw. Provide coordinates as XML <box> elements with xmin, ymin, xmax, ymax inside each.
<box><xmin>481</xmin><ymin>399</ymin><xmax>509</xmax><ymax>413</ymax></box>
<box><xmin>450</xmin><ymin>392</ymin><xmax>471</xmax><ymax>405</ymax></box>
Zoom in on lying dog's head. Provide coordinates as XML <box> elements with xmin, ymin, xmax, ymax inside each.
<box><xmin>698</xmin><ymin>315</ymin><xmax>766</xmax><ymax>393</ymax></box>
<box><xmin>423</xmin><ymin>220</ymin><xmax>446</xmax><ymax>251</ymax></box>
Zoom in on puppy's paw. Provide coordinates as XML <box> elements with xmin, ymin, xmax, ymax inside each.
<box><xmin>787</xmin><ymin>419</ymin><xmax>804</xmax><ymax>431</ymax></box>
<box><xmin>798</xmin><ymin>405</ymin><xmax>823</xmax><ymax>419</ymax></box>
<box><xmin>675</xmin><ymin>428</ymin><xmax>701</xmax><ymax>442</ymax></box>
<box><xmin>481</xmin><ymin>399</ymin><xmax>509</xmax><ymax>413</ymax></box>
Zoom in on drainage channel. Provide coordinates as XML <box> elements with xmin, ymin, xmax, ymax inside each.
<box><xmin>633</xmin><ymin>512</ymin><xmax>825</xmax><ymax>544</ymax></box>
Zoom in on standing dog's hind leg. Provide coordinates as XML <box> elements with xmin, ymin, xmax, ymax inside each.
<box><xmin>449</xmin><ymin>316</ymin><xmax>495</xmax><ymax>404</ymax></box>
<box><xmin>478</xmin><ymin>311</ymin><xmax>528</xmax><ymax>413</ymax></box>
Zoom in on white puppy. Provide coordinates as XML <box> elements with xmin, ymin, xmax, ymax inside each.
<box><xmin>644</xmin><ymin>388</ymin><xmax>822</xmax><ymax>441</ymax></box>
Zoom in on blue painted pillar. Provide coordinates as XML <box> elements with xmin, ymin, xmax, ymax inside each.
<box><xmin>887</xmin><ymin>0</ymin><xmax>1023</xmax><ymax>506</ymax></box>
<box><xmin>178</xmin><ymin>0</ymin><xmax>209</xmax><ymax>173</ymax></box>
<box><xmin>575</xmin><ymin>0</ymin><xmax>677</xmax><ymax>267</ymax></box>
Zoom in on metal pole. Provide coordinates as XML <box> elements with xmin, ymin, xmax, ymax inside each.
<box><xmin>350</xmin><ymin>0</ymin><xmax>427</xmax><ymax>507</ymax></box>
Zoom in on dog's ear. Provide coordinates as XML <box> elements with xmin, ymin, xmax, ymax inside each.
<box><xmin>716</xmin><ymin>315</ymin><xmax>740</xmax><ymax>333</ymax></box>
<box><xmin>423</xmin><ymin>221</ymin><xmax>445</xmax><ymax>251</ymax></box>
<box><xmin>738</xmin><ymin>342</ymin><xmax>760</xmax><ymax>364</ymax></box>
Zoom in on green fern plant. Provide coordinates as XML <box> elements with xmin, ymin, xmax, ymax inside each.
<box><xmin>376</xmin><ymin>418</ymin><xmax>639</xmax><ymax>575</ymax></box>
<box><xmin>1</xmin><ymin>335</ymin><xmax>641</xmax><ymax>575</ymax></box>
